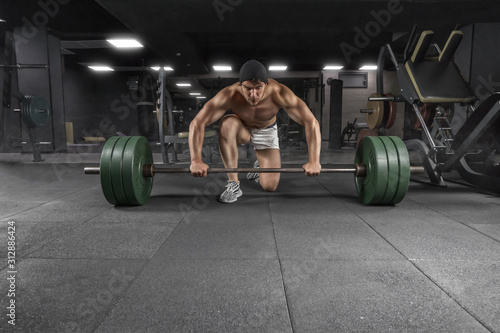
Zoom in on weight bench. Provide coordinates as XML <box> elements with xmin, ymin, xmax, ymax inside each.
<box><xmin>404</xmin><ymin>30</ymin><xmax>475</xmax><ymax>104</ymax></box>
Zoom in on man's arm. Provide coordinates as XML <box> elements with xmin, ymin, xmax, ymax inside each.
<box><xmin>189</xmin><ymin>88</ymin><xmax>232</xmax><ymax>177</ymax></box>
<box><xmin>276</xmin><ymin>83</ymin><xmax>322</xmax><ymax>176</ymax></box>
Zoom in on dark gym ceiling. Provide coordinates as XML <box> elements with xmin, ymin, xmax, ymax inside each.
<box><xmin>2</xmin><ymin>0</ymin><xmax>500</xmax><ymax>75</ymax></box>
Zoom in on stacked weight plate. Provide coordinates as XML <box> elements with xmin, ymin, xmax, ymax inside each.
<box><xmin>354</xmin><ymin>136</ymin><xmax>410</xmax><ymax>205</ymax></box>
<box><xmin>20</xmin><ymin>95</ymin><xmax>50</xmax><ymax>128</ymax></box>
<box><xmin>100</xmin><ymin>136</ymin><xmax>154</xmax><ymax>205</ymax></box>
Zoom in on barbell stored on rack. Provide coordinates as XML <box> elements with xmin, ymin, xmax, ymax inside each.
<box><xmin>84</xmin><ymin>136</ymin><xmax>424</xmax><ymax>206</ymax></box>
<box><xmin>13</xmin><ymin>95</ymin><xmax>50</xmax><ymax>127</ymax></box>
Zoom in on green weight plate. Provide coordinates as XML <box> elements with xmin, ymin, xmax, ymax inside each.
<box><xmin>100</xmin><ymin>136</ymin><xmax>121</xmax><ymax>205</ymax></box>
<box><xmin>388</xmin><ymin>136</ymin><xmax>410</xmax><ymax>204</ymax></box>
<box><xmin>20</xmin><ymin>96</ymin><xmax>33</xmax><ymax>126</ymax></box>
<box><xmin>122</xmin><ymin>136</ymin><xmax>154</xmax><ymax>205</ymax></box>
<box><xmin>29</xmin><ymin>95</ymin><xmax>50</xmax><ymax>127</ymax></box>
<box><xmin>354</xmin><ymin>136</ymin><xmax>389</xmax><ymax>204</ymax></box>
<box><xmin>378</xmin><ymin>136</ymin><xmax>400</xmax><ymax>204</ymax></box>
<box><xmin>20</xmin><ymin>95</ymin><xmax>50</xmax><ymax>127</ymax></box>
<box><xmin>110</xmin><ymin>137</ymin><xmax>132</xmax><ymax>205</ymax></box>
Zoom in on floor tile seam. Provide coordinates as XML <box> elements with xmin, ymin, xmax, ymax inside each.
<box><xmin>314</xmin><ymin>180</ymin><xmax>414</xmax><ymax>260</ymax></box>
<box><xmin>16</xmin><ymin>257</ymin><xmax>438</xmax><ymax>261</ymax></box>
<box><xmin>336</xmin><ymin>195</ymin><xmax>496</xmax><ymax>332</ymax></box>
<box><xmin>16</xmin><ymin>225</ymin><xmax>87</xmax><ymax>258</ymax></box>
<box><xmin>312</xmin><ymin>177</ymin><xmax>350</xmax><ymax>201</ymax></box>
<box><xmin>409</xmin><ymin>258</ymin><xmax>500</xmax><ymax>262</ymax></box>
<box><xmin>18</xmin><ymin>211</ymin><xmax>115</xmax><ymax>257</ymax></box>
<box><xmin>82</xmin><ymin>221</ymin><xmax>180</xmax><ymax>226</ymax></box>
<box><xmin>0</xmin><ymin>202</ymin><xmax>50</xmax><ymax>220</ymax></box>
<box><xmin>0</xmin><ymin>257</ymin><xmax>146</xmax><ymax>267</ymax></box>
<box><xmin>135</xmin><ymin>185</ymin><xmax>201</xmax><ymax>273</ymax></box>
<box><xmin>277</xmin><ymin>258</ymin><xmax>412</xmax><ymax>261</ymax></box>
<box><xmin>22</xmin><ymin>257</ymin><xmax>284</xmax><ymax>262</ymax></box>
<box><xmin>0</xmin><ymin>252</ymin><xmax>426</xmax><ymax>263</ymax></box>
<box><xmin>0</xmin><ymin>183</ymin><xmax>103</xmax><ymax>218</ymax></box>
<box><xmin>409</xmin><ymin>259</ymin><xmax>496</xmax><ymax>333</ymax></box>
<box><xmin>406</xmin><ymin>197</ymin><xmax>500</xmax><ymax>246</ymax></box>
<box><xmin>266</xmin><ymin>194</ymin><xmax>296</xmax><ymax>333</ymax></box>
<box><xmin>442</xmin><ymin>178</ymin><xmax>500</xmax><ymax>198</ymax></box>
<box><xmin>21</xmin><ymin>256</ymin><xmax>156</xmax><ymax>261</ymax></box>
<box><xmin>90</xmin><ymin>259</ymin><xmax>152</xmax><ymax>333</ymax></box>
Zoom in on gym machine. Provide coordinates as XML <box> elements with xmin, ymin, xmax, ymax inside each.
<box><xmin>362</xmin><ymin>25</ymin><xmax>500</xmax><ymax>193</ymax></box>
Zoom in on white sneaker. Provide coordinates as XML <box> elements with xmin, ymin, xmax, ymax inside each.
<box><xmin>246</xmin><ymin>160</ymin><xmax>260</xmax><ymax>183</ymax></box>
<box><xmin>218</xmin><ymin>181</ymin><xmax>243</xmax><ymax>203</ymax></box>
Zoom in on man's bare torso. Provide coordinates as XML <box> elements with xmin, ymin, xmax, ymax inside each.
<box><xmin>225</xmin><ymin>79</ymin><xmax>282</xmax><ymax>129</ymax></box>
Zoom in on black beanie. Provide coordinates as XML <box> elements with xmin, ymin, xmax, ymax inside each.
<box><xmin>239</xmin><ymin>60</ymin><xmax>268</xmax><ymax>83</ymax></box>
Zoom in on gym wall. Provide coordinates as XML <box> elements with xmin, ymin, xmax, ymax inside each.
<box><xmin>63</xmin><ymin>68</ymin><xmax>140</xmax><ymax>144</ymax></box>
<box><xmin>455</xmin><ymin>23</ymin><xmax>500</xmax><ymax>104</ymax></box>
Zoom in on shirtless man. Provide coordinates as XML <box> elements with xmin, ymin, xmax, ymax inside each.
<box><xmin>189</xmin><ymin>59</ymin><xmax>322</xmax><ymax>203</ymax></box>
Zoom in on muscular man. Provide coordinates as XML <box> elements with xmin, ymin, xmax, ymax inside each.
<box><xmin>189</xmin><ymin>60</ymin><xmax>322</xmax><ymax>203</ymax></box>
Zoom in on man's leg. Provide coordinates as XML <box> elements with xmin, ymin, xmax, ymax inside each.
<box><xmin>255</xmin><ymin>149</ymin><xmax>281</xmax><ymax>192</ymax></box>
<box><xmin>218</xmin><ymin>115</ymin><xmax>251</xmax><ymax>182</ymax></box>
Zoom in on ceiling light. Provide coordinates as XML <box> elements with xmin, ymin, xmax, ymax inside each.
<box><xmin>88</xmin><ymin>66</ymin><xmax>114</xmax><ymax>71</ymax></box>
<box><xmin>189</xmin><ymin>93</ymin><xmax>201</xmax><ymax>96</ymax></box>
<box><xmin>359</xmin><ymin>65</ymin><xmax>377</xmax><ymax>70</ymax></box>
<box><xmin>323</xmin><ymin>65</ymin><xmax>344</xmax><ymax>70</ymax></box>
<box><xmin>196</xmin><ymin>96</ymin><xmax>206</xmax><ymax>99</ymax></box>
<box><xmin>151</xmin><ymin>66</ymin><xmax>174</xmax><ymax>71</ymax></box>
<box><xmin>269</xmin><ymin>65</ymin><xmax>287</xmax><ymax>71</ymax></box>
<box><xmin>176</xmin><ymin>83</ymin><xmax>191</xmax><ymax>87</ymax></box>
<box><xmin>213</xmin><ymin>65</ymin><xmax>232</xmax><ymax>71</ymax></box>
<box><xmin>106</xmin><ymin>39</ymin><xmax>143</xmax><ymax>48</ymax></box>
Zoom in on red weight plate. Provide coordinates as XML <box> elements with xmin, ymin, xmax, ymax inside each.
<box><xmin>385</xmin><ymin>93</ymin><xmax>397</xmax><ymax>129</ymax></box>
<box><xmin>356</xmin><ymin>128</ymin><xmax>378</xmax><ymax>147</ymax></box>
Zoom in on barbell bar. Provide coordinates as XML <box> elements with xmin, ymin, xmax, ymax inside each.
<box><xmin>0</xmin><ymin>64</ymin><xmax>48</xmax><ymax>69</ymax></box>
<box><xmin>84</xmin><ymin>164</ymin><xmax>424</xmax><ymax>178</ymax></box>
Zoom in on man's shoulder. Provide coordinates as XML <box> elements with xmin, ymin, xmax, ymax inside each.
<box><xmin>267</xmin><ymin>79</ymin><xmax>282</xmax><ymax>90</ymax></box>
<box><xmin>268</xmin><ymin>79</ymin><xmax>291</xmax><ymax>96</ymax></box>
<box><xmin>268</xmin><ymin>79</ymin><xmax>292</xmax><ymax>106</ymax></box>
<box><xmin>219</xmin><ymin>83</ymin><xmax>240</xmax><ymax>98</ymax></box>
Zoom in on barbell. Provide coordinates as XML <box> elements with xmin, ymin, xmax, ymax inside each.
<box><xmin>84</xmin><ymin>136</ymin><xmax>424</xmax><ymax>206</ymax></box>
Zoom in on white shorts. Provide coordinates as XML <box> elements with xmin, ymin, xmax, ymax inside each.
<box><xmin>250</xmin><ymin>123</ymin><xmax>280</xmax><ymax>150</ymax></box>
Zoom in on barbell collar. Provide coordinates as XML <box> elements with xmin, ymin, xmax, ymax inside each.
<box><xmin>368</xmin><ymin>95</ymin><xmax>406</xmax><ymax>103</ymax></box>
<box><xmin>84</xmin><ymin>167</ymin><xmax>100</xmax><ymax>174</ymax></box>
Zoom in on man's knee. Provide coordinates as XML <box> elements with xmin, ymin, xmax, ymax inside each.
<box><xmin>260</xmin><ymin>178</ymin><xmax>279</xmax><ymax>192</ymax></box>
<box><xmin>219</xmin><ymin>116</ymin><xmax>240</xmax><ymax>140</ymax></box>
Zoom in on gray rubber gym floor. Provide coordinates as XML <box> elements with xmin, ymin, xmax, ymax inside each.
<box><xmin>1</xmin><ymin>143</ymin><xmax>499</xmax><ymax>332</ymax></box>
